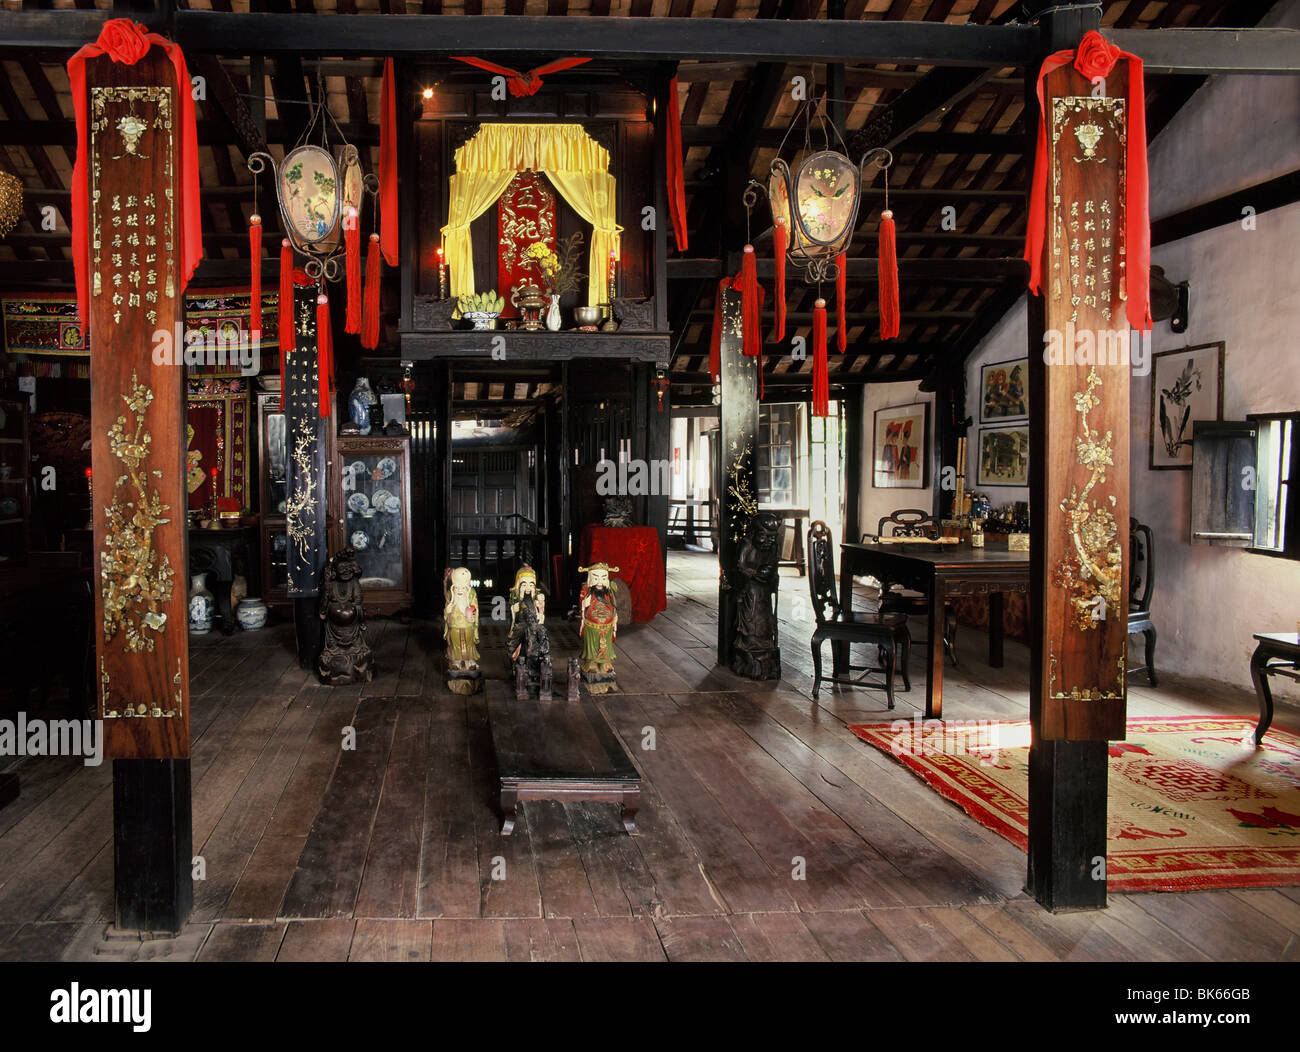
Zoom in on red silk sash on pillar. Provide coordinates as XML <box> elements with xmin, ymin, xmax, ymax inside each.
<box><xmin>68</xmin><ymin>19</ymin><xmax>201</xmax><ymax>328</ymax></box>
<box><xmin>666</xmin><ymin>75</ymin><xmax>689</xmax><ymax>252</ymax></box>
<box><xmin>1024</xmin><ymin>30</ymin><xmax>1151</xmax><ymax>332</ymax></box>
<box><xmin>379</xmin><ymin>57</ymin><xmax>399</xmax><ymax>268</ymax></box>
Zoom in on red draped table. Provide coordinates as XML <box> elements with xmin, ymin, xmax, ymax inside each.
<box><xmin>578</xmin><ymin>525</ymin><xmax>666</xmax><ymax>623</ymax></box>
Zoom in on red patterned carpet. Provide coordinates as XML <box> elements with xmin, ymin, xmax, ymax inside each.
<box><xmin>849</xmin><ymin>716</ymin><xmax>1300</xmax><ymax>892</ymax></box>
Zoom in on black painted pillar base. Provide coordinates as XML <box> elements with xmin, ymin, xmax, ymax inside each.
<box><xmin>295</xmin><ymin>596</ymin><xmax>322</xmax><ymax>670</ymax></box>
<box><xmin>113</xmin><ymin>759</ymin><xmax>192</xmax><ymax>934</ymax></box>
<box><xmin>1026</xmin><ymin>739</ymin><xmax>1109</xmax><ymax>911</ymax></box>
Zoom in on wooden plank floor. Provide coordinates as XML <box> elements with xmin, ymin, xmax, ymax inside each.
<box><xmin>2</xmin><ymin>550</ymin><xmax>1298</xmax><ymax>962</ymax></box>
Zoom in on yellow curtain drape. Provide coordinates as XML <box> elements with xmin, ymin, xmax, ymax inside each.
<box><xmin>439</xmin><ymin>123</ymin><xmax>623</xmax><ymax>306</ymax></box>
<box><xmin>441</xmin><ymin>169</ymin><xmax>515</xmax><ymax>301</ymax></box>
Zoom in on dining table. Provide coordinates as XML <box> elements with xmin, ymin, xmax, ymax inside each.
<box><xmin>839</xmin><ymin>541</ymin><xmax>1031</xmax><ymax>719</ymax></box>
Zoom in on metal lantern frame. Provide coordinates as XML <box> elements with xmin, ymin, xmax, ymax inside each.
<box><xmin>247</xmin><ymin>80</ymin><xmax>378</xmax><ymax>284</ymax></box>
<box><xmin>758</xmin><ymin>93</ymin><xmax>892</xmax><ymax>285</ymax></box>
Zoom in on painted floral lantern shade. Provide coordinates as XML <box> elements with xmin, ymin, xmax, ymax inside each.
<box><xmin>277</xmin><ymin>144</ymin><xmax>342</xmax><ymax>254</ymax></box>
<box><xmin>793</xmin><ymin>150</ymin><xmax>859</xmax><ymax>252</ymax></box>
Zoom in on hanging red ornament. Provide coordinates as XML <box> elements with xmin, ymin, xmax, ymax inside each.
<box><xmin>316</xmin><ymin>292</ymin><xmax>333</xmax><ymax>419</ymax></box>
<box><xmin>835</xmin><ymin>250</ymin><xmax>847</xmax><ymax>352</ymax></box>
<box><xmin>773</xmin><ymin>218</ymin><xmax>787</xmax><ymax>341</ymax></box>
<box><xmin>812</xmin><ymin>298</ymin><xmax>829</xmax><ymax>418</ymax></box>
<box><xmin>361</xmin><ymin>232</ymin><xmax>382</xmax><ymax>350</ymax></box>
<box><xmin>878</xmin><ymin>209</ymin><xmax>900</xmax><ymax>340</ymax></box>
<box><xmin>708</xmin><ymin>277</ymin><xmax>728</xmax><ymax>384</ymax></box>
<box><xmin>740</xmin><ymin>245</ymin><xmax>760</xmax><ymax>359</ymax></box>
<box><xmin>279</xmin><ymin>238</ymin><xmax>293</xmax><ymax>356</ymax></box>
<box><xmin>344</xmin><ymin>206</ymin><xmax>361</xmax><ymax>334</ymax></box>
<box><xmin>249</xmin><ymin>213</ymin><xmax>262</xmax><ymax>339</ymax></box>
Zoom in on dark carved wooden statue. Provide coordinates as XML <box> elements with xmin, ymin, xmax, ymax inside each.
<box><xmin>507</xmin><ymin>565</ymin><xmax>553</xmax><ymax>701</ymax></box>
<box><xmin>731</xmin><ymin>511</ymin><xmax>782</xmax><ymax>679</ymax></box>
<box><xmin>317</xmin><ymin>546</ymin><xmax>374</xmax><ymax>684</ymax></box>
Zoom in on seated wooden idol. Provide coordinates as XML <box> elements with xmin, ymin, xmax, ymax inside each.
<box><xmin>443</xmin><ymin>566</ymin><xmax>482</xmax><ymax>694</ymax></box>
<box><xmin>579</xmin><ymin>562</ymin><xmax>620</xmax><ymax>694</ymax></box>
<box><xmin>318</xmin><ymin>546</ymin><xmax>374</xmax><ymax>685</ymax></box>
<box><xmin>507</xmin><ymin>565</ymin><xmax>554</xmax><ymax>701</ymax></box>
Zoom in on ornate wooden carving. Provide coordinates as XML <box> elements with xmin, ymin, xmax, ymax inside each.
<box><xmin>1038</xmin><ymin>63</ymin><xmax>1131</xmax><ymax>741</ymax></box>
<box><xmin>87</xmin><ymin>51</ymin><xmax>189</xmax><ymax>759</ymax></box>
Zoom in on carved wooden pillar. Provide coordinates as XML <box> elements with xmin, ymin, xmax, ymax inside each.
<box><xmin>1026</xmin><ymin>5</ymin><xmax>1134</xmax><ymax>910</ymax></box>
<box><xmin>84</xmin><ymin>48</ymin><xmax>192</xmax><ymax>932</ymax></box>
<box><xmin>716</xmin><ymin>285</ymin><xmax>759</xmax><ymax>664</ymax></box>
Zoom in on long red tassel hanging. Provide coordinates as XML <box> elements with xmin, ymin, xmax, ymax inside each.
<box><xmin>835</xmin><ymin>250</ymin><xmax>847</xmax><ymax>352</ymax></box>
<box><xmin>708</xmin><ymin>277</ymin><xmax>727</xmax><ymax>384</ymax></box>
<box><xmin>279</xmin><ymin>239</ymin><xmax>293</xmax><ymax>355</ymax></box>
<box><xmin>740</xmin><ymin>245</ymin><xmax>760</xmax><ymax>358</ymax></box>
<box><xmin>773</xmin><ymin>219</ymin><xmax>787</xmax><ymax>341</ymax></box>
<box><xmin>316</xmin><ymin>292</ymin><xmax>333</xmax><ymax>418</ymax></box>
<box><xmin>344</xmin><ymin>207</ymin><xmax>361</xmax><ymax>334</ymax></box>
<box><xmin>878</xmin><ymin>210</ymin><xmax>900</xmax><ymax>339</ymax></box>
<box><xmin>812</xmin><ymin>298</ymin><xmax>828</xmax><ymax>418</ymax></box>
<box><xmin>278</xmin><ymin>240</ymin><xmax>293</xmax><ymax>410</ymax></box>
<box><xmin>249</xmin><ymin>214</ymin><xmax>262</xmax><ymax>339</ymax></box>
<box><xmin>361</xmin><ymin>232</ymin><xmax>382</xmax><ymax>350</ymax></box>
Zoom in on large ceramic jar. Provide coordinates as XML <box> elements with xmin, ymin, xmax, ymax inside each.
<box><xmin>237</xmin><ymin>597</ymin><xmax>269</xmax><ymax>631</ymax></box>
<box><xmin>189</xmin><ymin>573</ymin><xmax>215</xmax><ymax>635</ymax></box>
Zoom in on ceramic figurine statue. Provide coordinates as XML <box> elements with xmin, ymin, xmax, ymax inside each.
<box><xmin>348</xmin><ymin>377</ymin><xmax>378</xmax><ymax>435</ymax></box>
<box><xmin>443</xmin><ymin>566</ymin><xmax>482</xmax><ymax>694</ymax></box>
<box><xmin>317</xmin><ymin>546</ymin><xmax>374</xmax><ymax>684</ymax></box>
<box><xmin>507</xmin><ymin>565</ymin><xmax>553</xmax><ymax>701</ymax></box>
<box><xmin>578</xmin><ymin>562</ymin><xmax>620</xmax><ymax>694</ymax></box>
<box><xmin>730</xmin><ymin>511</ymin><xmax>782</xmax><ymax>679</ymax></box>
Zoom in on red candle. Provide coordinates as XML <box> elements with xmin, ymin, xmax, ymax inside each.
<box><xmin>607</xmin><ymin>248</ymin><xmax>617</xmax><ymax>303</ymax></box>
<box><xmin>437</xmin><ymin>245</ymin><xmax>447</xmax><ymax>300</ymax></box>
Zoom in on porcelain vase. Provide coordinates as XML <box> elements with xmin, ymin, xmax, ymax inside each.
<box><xmin>189</xmin><ymin>573</ymin><xmax>215</xmax><ymax>635</ymax></box>
<box><xmin>545</xmin><ymin>294</ymin><xmax>562</xmax><ymax>332</ymax></box>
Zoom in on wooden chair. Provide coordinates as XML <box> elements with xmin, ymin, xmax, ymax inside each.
<box><xmin>1127</xmin><ymin>517</ymin><xmax>1158</xmax><ymax>686</ymax></box>
<box><xmin>807</xmin><ymin>520</ymin><xmax>910</xmax><ymax>706</ymax></box>
<box><xmin>870</xmin><ymin>509</ymin><xmax>959</xmax><ymax>666</ymax></box>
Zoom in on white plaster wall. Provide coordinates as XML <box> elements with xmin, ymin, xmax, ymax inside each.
<box><xmin>1146</xmin><ymin>0</ymin><xmax>1300</xmax><ymax>217</ymax></box>
<box><xmin>859</xmin><ymin>381</ymin><xmax>935</xmax><ymax>539</ymax></box>
<box><xmin>1134</xmin><ymin>200</ymin><xmax>1300</xmax><ymax>699</ymax></box>
<box><xmin>963</xmin><ymin>294</ymin><xmax>1030</xmax><ymax>511</ymax></box>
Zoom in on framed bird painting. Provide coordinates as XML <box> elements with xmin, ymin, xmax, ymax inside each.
<box><xmin>1149</xmin><ymin>342</ymin><xmax>1224</xmax><ymax>470</ymax></box>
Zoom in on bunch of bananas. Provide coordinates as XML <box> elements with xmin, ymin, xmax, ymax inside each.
<box><xmin>457</xmin><ymin>291</ymin><xmax>504</xmax><ymax>314</ymax></box>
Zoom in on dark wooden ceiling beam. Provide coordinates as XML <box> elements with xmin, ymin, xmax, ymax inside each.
<box><xmin>667</xmin><ymin>256</ymin><xmax>1029</xmax><ymax>280</ymax></box>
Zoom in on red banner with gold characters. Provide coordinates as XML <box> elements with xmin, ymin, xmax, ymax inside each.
<box><xmin>1026</xmin><ymin>32</ymin><xmax>1151</xmax><ymax>742</ymax></box>
<box><xmin>496</xmin><ymin>171</ymin><xmax>556</xmax><ymax>318</ymax></box>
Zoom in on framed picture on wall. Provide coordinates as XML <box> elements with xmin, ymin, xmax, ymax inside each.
<box><xmin>1149</xmin><ymin>342</ymin><xmax>1225</xmax><ymax>470</ymax></box>
<box><xmin>977</xmin><ymin>425</ymin><xmax>1029</xmax><ymax>487</ymax></box>
<box><xmin>873</xmin><ymin>403</ymin><xmax>928</xmax><ymax>489</ymax></box>
<box><xmin>980</xmin><ymin>357</ymin><xmax>1029</xmax><ymax>421</ymax></box>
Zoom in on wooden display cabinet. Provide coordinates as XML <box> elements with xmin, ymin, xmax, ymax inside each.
<box><xmin>331</xmin><ymin>434</ymin><xmax>413</xmax><ymax>615</ymax></box>
<box><xmin>0</xmin><ymin>400</ymin><xmax>30</xmax><ymax>563</ymax></box>
<box><xmin>255</xmin><ymin>391</ymin><xmax>290</xmax><ymax>612</ymax></box>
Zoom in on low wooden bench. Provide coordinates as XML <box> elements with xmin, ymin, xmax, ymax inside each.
<box><xmin>486</xmin><ymin>681</ymin><xmax>641</xmax><ymax>836</ymax></box>
<box><xmin>1250</xmin><ymin>632</ymin><xmax>1300</xmax><ymax>746</ymax></box>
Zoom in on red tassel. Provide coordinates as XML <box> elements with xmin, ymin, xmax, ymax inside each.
<box><xmin>812</xmin><ymin>298</ymin><xmax>828</xmax><ymax>418</ymax></box>
<box><xmin>279</xmin><ymin>239</ymin><xmax>293</xmax><ymax>355</ymax></box>
<box><xmin>878</xmin><ymin>210</ymin><xmax>900</xmax><ymax>340</ymax></box>
<box><xmin>362</xmin><ymin>233</ymin><xmax>382</xmax><ymax>350</ymax></box>
<box><xmin>317</xmin><ymin>293</ymin><xmax>333</xmax><ymax>419</ymax></box>
<box><xmin>773</xmin><ymin>219</ymin><xmax>787</xmax><ymax>342</ymax></box>
<box><xmin>249</xmin><ymin>214</ymin><xmax>262</xmax><ymax>339</ymax></box>
<box><xmin>835</xmin><ymin>250</ymin><xmax>847</xmax><ymax>352</ymax></box>
<box><xmin>708</xmin><ymin>278</ymin><xmax>727</xmax><ymax>384</ymax></box>
<box><xmin>344</xmin><ymin>207</ymin><xmax>361</xmax><ymax>334</ymax></box>
<box><xmin>740</xmin><ymin>245</ymin><xmax>760</xmax><ymax>359</ymax></box>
